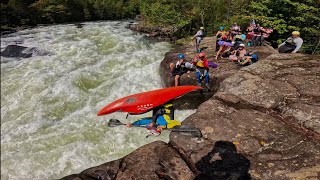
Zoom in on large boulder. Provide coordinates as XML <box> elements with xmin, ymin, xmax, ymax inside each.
<box><xmin>1</xmin><ymin>45</ymin><xmax>32</xmax><ymax>58</ymax></box>
<box><xmin>61</xmin><ymin>141</ymin><xmax>195</xmax><ymax>180</ymax></box>
<box><xmin>1</xmin><ymin>45</ymin><xmax>50</xmax><ymax>60</ymax></box>
<box><xmin>170</xmin><ymin>53</ymin><xmax>320</xmax><ymax>179</ymax></box>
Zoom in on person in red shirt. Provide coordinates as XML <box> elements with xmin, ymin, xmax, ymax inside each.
<box><xmin>192</xmin><ymin>52</ymin><xmax>210</xmax><ymax>91</ymax></box>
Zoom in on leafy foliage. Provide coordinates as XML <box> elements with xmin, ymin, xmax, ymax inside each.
<box><xmin>1</xmin><ymin>0</ymin><xmax>319</xmax><ymax>53</ymax></box>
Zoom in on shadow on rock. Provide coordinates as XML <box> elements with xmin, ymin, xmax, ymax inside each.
<box><xmin>195</xmin><ymin>141</ymin><xmax>251</xmax><ymax>180</ymax></box>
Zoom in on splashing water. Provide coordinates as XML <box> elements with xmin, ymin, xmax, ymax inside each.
<box><xmin>1</xmin><ymin>21</ymin><xmax>196</xmax><ymax>179</ymax></box>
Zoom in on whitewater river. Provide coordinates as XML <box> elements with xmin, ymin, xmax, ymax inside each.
<box><xmin>1</xmin><ymin>21</ymin><xmax>195</xmax><ymax>179</ymax></box>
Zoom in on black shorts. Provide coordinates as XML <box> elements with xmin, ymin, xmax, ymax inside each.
<box><xmin>172</xmin><ymin>70</ymin><xmax>185</xmax><ymax>76</ymax></box>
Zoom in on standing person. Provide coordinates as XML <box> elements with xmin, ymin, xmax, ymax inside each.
<box><xmin>169</xmin><ymin>54</ymin><xmax>194</xmax><ymax>87</ymax></box>
<box><xmin>192</xmin><ymin>52</ymin><xmax>210</xmax><ymax>90</ymax></box>
<box><xmin>230</xmin><ymin>22</ymin><xmax>241</xmax><ymax>39</ymax></box>
<box><xmin>215</xmin><ymin>34</ymin><xmax>233</xmax><ymax>60</ymax></box>
<box><xmin>215</xmin><ymin>26</ymin><xmax>226</xmax><ymax>51</ymax></box>
<box><xmin>192</xmin><ymin>27</ymin><xmax>205</xmax><ymax>52</ymax></box>
<box><xmin>260</xmin><ymin>27</ymin><xmax>273</xmax><ymax>45</ymax></box>
<box><xmin>278</xmin><ymin>31</ymin><xmax>303</xmax><ymax>53</ymax></box>
<box><xmin>252</xmin><ymin>24</ymin><xmax>262</xmax><ymax>47</ymax></box>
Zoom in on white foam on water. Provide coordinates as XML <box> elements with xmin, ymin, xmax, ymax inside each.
<box><xmin>1</xmin><ymin>21</ymin><xmax>196</xmax><ymax>179</ymax></box>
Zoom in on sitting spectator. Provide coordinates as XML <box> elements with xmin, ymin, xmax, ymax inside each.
<box><xmin>170</xmin><ymin>54</ymin><xmax>194</xmax><ymax>86</ymax></box>
<box><xmin>221</xmin><ymin>46</ymin><xmax>235</xmax><ymax>58</ymax></box>
<box><xmin>228</xmin><ymin>44</ymin><xmax>247</xmax><ymax>62</ymax></box>
<box><xmin>238</xmin><ymin>50</ymin><xmax>259</xmax><ymax>66</ymax></box>
<box><xmin>215</xmin><ymin>26</ymin><xmax>226</xmax><ymax>51</ymax></box>
<box><xmin>278</xmin><ymin>31</ymin><xmax>303</xmax><ymax>53</ymax></box>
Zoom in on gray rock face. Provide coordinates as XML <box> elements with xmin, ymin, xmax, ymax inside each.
<box><xmin>170</xmin><ymin>53</ymin><xmax>320</xmax><ymax>179</ymax></box>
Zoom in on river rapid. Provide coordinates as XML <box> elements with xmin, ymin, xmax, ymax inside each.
<box><xmin>1</xmin><ymin>21</ymin><xmax>195</xmax><ymax>179</ymax></box>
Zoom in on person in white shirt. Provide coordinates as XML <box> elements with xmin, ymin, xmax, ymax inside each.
<box><xmin>278</xmin><ymin>31</ymin><xmax>303</xmax><ymax>53</ymax></box>
<box><xmin>192</xmin><ymin>27</ymin><xmax>205</xmax><ymax>52</ymax></box>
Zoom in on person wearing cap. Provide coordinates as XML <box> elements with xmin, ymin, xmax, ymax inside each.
<box><xmin>229</xmin><ymin>43</ymin><xmax>247</xmax><ymax>62</ymax></box>
<box><xmin>192</xmin><ymin>52</ymin><xmax>210</xmax><ymax>90</ymax></box>
<box><xmin>170</xmin><ymin>53</ymin><xmax>194</xmax><ymax>86</ymax></box>
<box><xmin>192</xmin><ymin>27</ymin><xmax>205</xmax><ymax>52</ymax></box>
<box><xmin>278</xmin><ymin>31</ymin><xmax>303</xmax><ymax>53</ymax></box>
<box><xmin>238</xmin><ymin>50</ymin><xmax>259</xmax><ymax>66</ymax></box>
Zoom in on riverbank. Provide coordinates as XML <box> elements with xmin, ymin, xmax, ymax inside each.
<box><xmin>61</xmin><ymin>27</ymin><xmax>320</xmax><ymax>179</ymax></box>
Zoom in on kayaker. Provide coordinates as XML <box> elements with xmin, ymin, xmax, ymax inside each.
<box><xmin>192</xmin><ymin>52</ymin><xmax>210</xmax><ymax>90</ymax></box>
<box><xmin>126</xmin><ymin>102</ymin><xmax>181</xmax><ymax>130</ymax></box>
<box><xmin>170</xmin><ymin>54</ymin><xmax>194</xmax><ymax>86</ymax></box>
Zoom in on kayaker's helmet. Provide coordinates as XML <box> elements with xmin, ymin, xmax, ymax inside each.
<box><xmin>219</xmin><ymin>26</ymin><xmax>224</xmax><ymax>31</ymax></box>
<box><xmin>239</xmin><ymin>44</ymin><xmax>245</xmax><ymax>47</ymax></box>
<box><xmin>178</xmin><ymin>53</ymin><xmax>185</xmax><ymax>59</ymax></box>
<box><xmin>292</xmin><ymin>31</ymin><xmax>300</xmax><ymax>36</ymax></box>
<box><xmin>200</xmin><ymin>27</ymin><xmax>204</xmax><ymax>30</ymax></box>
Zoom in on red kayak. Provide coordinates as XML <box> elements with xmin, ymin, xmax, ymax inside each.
<box><xmin>97</xmin><ymin>86</ymin><xmax>202</xmax><ymax>116</ymax></box>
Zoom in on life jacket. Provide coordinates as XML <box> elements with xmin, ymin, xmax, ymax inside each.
<box><xmin>197</xmin><ymin>30</ymin><xmax>205</xmax><ymax>39</ymax></box>
<box><xmin>175</xmin><ymin>60</ymin><xmax>186</xmax><ymax>70</ymax></box>
<box><xmin>159</xmin><ymin>103</ymin><xmax>181</xmax><ymax>129</ymax></box>
<box><xmin>217</xmin><ymin>31</ymin><xmax>226</xmax><ymax>39</ymax></box>
<box><xmin>285</xmin><ymin>38</ymin><xmax>296</xmax><ymax>46</ymax></box>
<box><xmin>163</xmin><ymin>103</ymin><xmax>173</xmax><ymax>115</ymax></box>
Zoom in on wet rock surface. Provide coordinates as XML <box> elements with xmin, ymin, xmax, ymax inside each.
<box><xmin>1</xmin><ymin>44</ymin><xmax>50</xmax><ymax>60</ymax></box>
<box><xmin>160</xmin><ymin>37</ymin><xmax>278</xmax><ymax>110</ymax></box>
<box><xmin>1</xmin><ymin>45</ymin><xmax>32</xmax><ymax>58</ymax></box>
